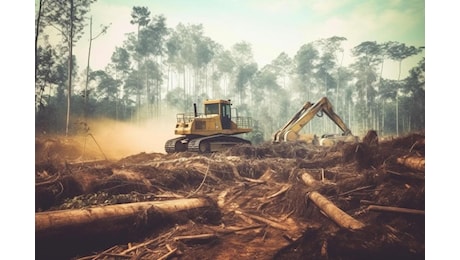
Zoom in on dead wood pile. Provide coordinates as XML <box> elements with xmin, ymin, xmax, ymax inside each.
<box><xmin>35</xmin><ymin>131</ymin><xmax>425</xmax><ymax>260</ymax></box>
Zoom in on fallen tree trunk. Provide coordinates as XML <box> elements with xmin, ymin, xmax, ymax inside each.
<box><xmin>308</xmin><ymin>191</ymin><xmax>365</xmax><ymax>230</ymax></box>
<box><xmin>396</xmin><ymin>155</ymin><xmax>425</xmax><ymax>172</ymax></box>
<box><xmin>300</xmin><ymin>171</ymin><xmax>320</xmax><ymax>188</ymax></box>
<box><xmin>36</xmin><ymin>197</ymin><xmax>216</xmax><ymax>240</ymax></box>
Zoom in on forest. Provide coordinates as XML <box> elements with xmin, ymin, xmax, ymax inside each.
<box><xmin>35</xmin><ymin>1</ymin><xmax>425</xmax><ymax>143</ymax></box>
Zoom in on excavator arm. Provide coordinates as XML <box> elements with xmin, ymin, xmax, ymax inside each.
<box><xmin>273</xmin><ymin>97</ymin><xmax>353</xmax><ymax>143</ymax></box>
<box><xmin>272</xmin><ymin>101</ymin><xmax>313</xmax><ymax>142</ymax></box>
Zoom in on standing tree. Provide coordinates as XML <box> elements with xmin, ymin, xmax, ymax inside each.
<box><xmin>231</xmin><ymin>41</ymin><xmax>256</xmax><ymax>105</ymax></box>
<box><xmin>108</xmin><ymin>47</ymin><xmax>132</xmax><ymax>120</ymax></box>
<box><xmin>402</xmin><ymin>57</ymin><xmax>425</xmax><ymax>132</ymax></box>
<box><xmin>84</xmin><ymin>16</ymin><xmax>109</xmax><ymax>119</ymax></box>
<box><xmin>271</xmin><ymin>52</ymin><xmax>292</xmax><ymax>89</ymax></box>
<box><xmin>130</xmin><ymin>6</ymin><xmax>151</xmax><ymax>122</ymax></box>
<box><xmin>89</xmin><ymin>70</ymin><xmax>122</xmax><ymax>118</ymax></box>
<box><xmin>293</xmin><ymin>43</ymin><xmax>319</xmax><ymax>103</ymax></box>
<box><xmin>214</xmin><ymin>49</ymin><xmax>236</xmax><ymax>97</ymax></box>
<box><xmin>39</xmin><ymin>0</ymin><xmax>96</xmax><ymax>135</ymax></box>
<box><xmin>35</xmin><ymin>0</ymin><xmax>48</xmax><ymax>85</ymax></box>
<box><xmin>35</xmin><ymin>39</ymin><xmax>58</xmax><ymax>113</ymax></box>
<box><xmin>351</xmin><ymin>41</ymin><xmax>381</xmax><ymax>132</ymax></box>
<box><xmin>136</xmin><ymin>14</ymin><xmax>168</xmax><ymax>118</ymax></box>
<box><xmin>321</xmin><ymin>36</ymin><xmax>347</xmax><ymax>112</ymax></box>
<box><xmin>386</xmin><ymin>42</ymin><xmax>423</xmax><ymax>135</ymax></box>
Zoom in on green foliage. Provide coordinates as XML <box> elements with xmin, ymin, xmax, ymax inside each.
<box><xmin>130</xmin><ymin>6</ymin><xmax>151</xmax><ymax>29</ymax></box>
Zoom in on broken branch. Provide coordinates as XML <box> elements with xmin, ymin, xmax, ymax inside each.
<box><xmin>266</xmin><ymin>184</ymin><xmax>291</xmax><ymax>199</ymax></box>
<box><xmin>234</xmin><ymin>210</ymin><xmax>289</xmax><ymax>231</ymax></box>
<box><xmin>173</xmin><ymin>233</ymin><xmax>218</xmax><ymax>242</ymax></box>
<box><xmin>339</xmin><ymin>185</ymin><xmax>374</xmax><ymax>196</ymax></box>
<box><xmin>367</xmin><ymin>205</ymin><xmax>424</xmax><ymax>215</ymax></box>
<box><xmin>157</xmin><ymin>247</ymin><xmax>177</xmax><ymax>260</ymax></box>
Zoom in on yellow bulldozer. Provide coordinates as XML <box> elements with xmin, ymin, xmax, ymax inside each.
<box><xmin>165</xmin><ymin>99</ymin><xmax>253</xmax><ymax>153</ymax></box>
<box><xmin>273</xmin><ymin>97</ymin><xmax>359</xmax><ymax>146</ymax></box>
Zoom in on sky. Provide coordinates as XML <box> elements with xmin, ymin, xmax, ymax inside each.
<box><xmin>73</xmin><ymin>0</ymin><xmax>425</xmax><ymax>81</ymax></box>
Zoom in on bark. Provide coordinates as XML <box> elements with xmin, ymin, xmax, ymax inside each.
<box><xmin>396</xmin><ymin>155</ymin><xmax>425</xmax><ymax>172</ymax></box>
<box><xmin>36</xmin><ymin>197</ymin><xmax>216</xmax><ymax>239</ymax></box>
<box><xmin>308</xmin><ymin>191</ymin><xmax>365</xmax><ymax>230</ymax></box>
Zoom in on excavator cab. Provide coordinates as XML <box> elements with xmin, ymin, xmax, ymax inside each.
<box><xmin>205</xmin><ymin>100</ymin><xmax>231</xmax><ymax>129</ymax></box>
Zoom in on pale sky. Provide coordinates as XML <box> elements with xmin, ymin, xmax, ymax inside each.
<box><xmin>73</xmin><ymin>0</ymin><xmax>425</xmax><ymax>80</ymax></box>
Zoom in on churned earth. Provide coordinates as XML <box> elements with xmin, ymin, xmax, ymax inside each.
<box><xmin>35</xmin><ymin>131</ymin><xmax>425</xmax><ymax>260</ymax></box>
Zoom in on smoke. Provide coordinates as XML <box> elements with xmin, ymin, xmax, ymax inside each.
<box><xmin>82</xmin><ymin>116</ymin><xmax>177</xmax><ymax>160</ymax></box>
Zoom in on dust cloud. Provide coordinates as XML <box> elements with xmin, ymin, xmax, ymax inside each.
<box><xmin>80</xmin><ymin>116</ymin><xmax>177</xmax><ymax>160</ymax></box>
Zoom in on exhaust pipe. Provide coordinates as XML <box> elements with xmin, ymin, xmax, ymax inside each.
<box><xmin>193</xmin><ymin>103</ymin><xmax>198</xmax><ymax>117</ymax></box>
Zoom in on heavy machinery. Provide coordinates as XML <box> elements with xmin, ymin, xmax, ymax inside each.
<box><xmin>165</xmin><ymin>99</ymin><xmax>253</xmax><ymax>153</ymax></box>
<box><xmin>272</xmin><ymin>97</ymin><xmax>358</xmax><ymax>146</ymax></box>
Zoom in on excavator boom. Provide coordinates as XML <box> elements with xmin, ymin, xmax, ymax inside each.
<box><xmin>273</xmin><ymin>97</ymin><xmax>357</xmax><ymax>145</ymax></box>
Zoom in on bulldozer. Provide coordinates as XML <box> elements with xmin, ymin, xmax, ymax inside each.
<box><xmin>272</xmin><ymin>97</ymin><xmax>359</xmax><ymax>146</ymax></box>
<box><xmin>165</xmin><ymin>99</ymin><xmax>253</xmax><ymax>153</ymax></box>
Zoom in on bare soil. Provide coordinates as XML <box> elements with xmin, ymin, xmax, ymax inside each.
<box><xmin>35</xmin><ymin>131</ymin><xmax>425</xmax><ymax>260</ymax></box>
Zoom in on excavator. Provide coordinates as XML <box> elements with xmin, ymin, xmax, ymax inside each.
<box><xmin>165</xmin><ymin>99</ymin><xmax>253</xmax><ymax>153</ymax></box>
<box><xmin>272</xmin><ymin>97</ymin><xmax>358</xmax><ymax>146</ymax></box>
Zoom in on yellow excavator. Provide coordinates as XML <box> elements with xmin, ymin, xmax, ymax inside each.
<box><xmin>272</xmin><ymin>97</ymin><xmax>358</xmax><ymax>146</ymax></box>
<box><xmin>165</xmin><ymin>99</ymin><xmax>253</xmax><ymax>153</ymax></box>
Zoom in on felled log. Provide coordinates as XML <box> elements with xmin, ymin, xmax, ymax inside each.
<box><xmin>300</xmin><ymin>171</ymin><xmax>320</xmax><ymax>188</ymax></box>
<box><xmin>396</xmin><ymin>155</ymin><xmax>425</xmax><ymax>172</ymax></box>
<box><xmin>308</xmin><ymin>191</ymin><xmax>365</xmax><ymax>230</ymax></box>
<box><xmin>36</xmin><ymin>197</ymin><xmax>216</xmax><ymax>240</ymax></box>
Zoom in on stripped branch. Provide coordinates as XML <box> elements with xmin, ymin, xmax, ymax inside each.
<box><xmin>234</xmin><ymin>210</ymin><xmax>289</xmax><ymax>231</ymax></box>
<box><xmin>367</xmin><ymin>205</ymin><xmax>424</xmax><ymax>215</ymax></box>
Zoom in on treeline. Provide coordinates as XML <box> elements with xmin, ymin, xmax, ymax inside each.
<box><xmin>35</xmin><ymin>2</ymin><xmax>425</xmax><ymax>142</ymax></box>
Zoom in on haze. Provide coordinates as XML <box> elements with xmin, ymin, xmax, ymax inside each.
<box><xmin>74</xmin><ymin>0</ymin><xmax>424</xmax><ymax>80</ymax></box>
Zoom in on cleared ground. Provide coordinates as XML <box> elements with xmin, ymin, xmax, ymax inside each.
<box><xmin>35</xmin><ymin>132</ymin><xmax>425</xmax><ymax>260</ymax></box>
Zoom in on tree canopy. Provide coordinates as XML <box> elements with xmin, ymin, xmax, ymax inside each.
<box><xmin>35</xmin><ymin>4</ymin><xmax>425</xmax><ymax>142</ymax></box>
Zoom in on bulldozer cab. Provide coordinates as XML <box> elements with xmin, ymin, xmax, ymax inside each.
<box><xmin>204</xmin><ymin>100</ymin><xmax>232</xmax><ymax>129</ymax></box>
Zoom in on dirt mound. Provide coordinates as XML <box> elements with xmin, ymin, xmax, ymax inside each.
<box><xmin>35</xmin><ymin>132</ymin><xmax>425</xmax><ymax>259</ymax></box>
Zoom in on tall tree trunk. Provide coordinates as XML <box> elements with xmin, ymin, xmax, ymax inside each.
<box><xmin>84</xmin><ymin>16</ymin><xmax>93</xmax><ymax>120</ymax></box>
<box><xmin>66</xmin><ymin>0</ymin><xmax>74</xmax><ymax>136</ymax></box>
<box><xmin>35</xmin><ymin>0</ymin><xmax>45</xmax><ymax>85</ymax></box>
<box><xmin>396</xmin><ymin>60</ymin><xmax>402</xmax><ymax>136</ymax></box>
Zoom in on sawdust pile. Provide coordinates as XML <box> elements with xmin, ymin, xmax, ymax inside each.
<box><xmin>35</xmin><ymin>131</ymin><xmax>425</xmax><ymax>260</ymax></box>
